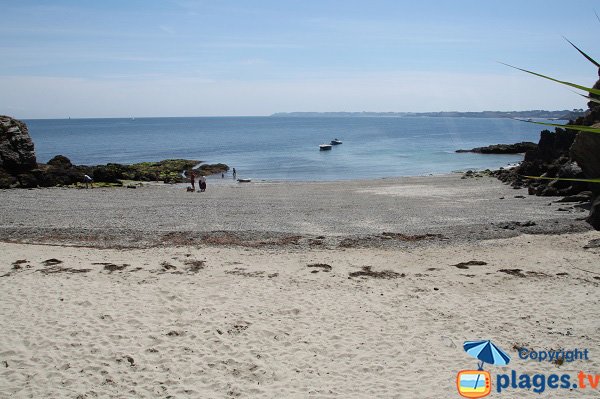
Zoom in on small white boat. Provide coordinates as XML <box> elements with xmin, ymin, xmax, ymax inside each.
<box><xmin>330</xmin><ymin>138</ymin><xmax>343</xmax><ymax>145</ymax></box>
<box><xmin>319</xmin><ymin>144</ymin><xmax>332</xmax><ymax>151</ymax></box>
<box><xmin>237</xmin><ymin>178</ymin><xmax>252</xmax><ymax>183</ymax></box>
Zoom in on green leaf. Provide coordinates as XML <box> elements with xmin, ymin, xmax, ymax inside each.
<box><xmin>500</xmin><ymin>62</ymin><xmax>600</xmax><ymax>96</ymax></box>
<box><xmin>515</xmin><ymin>119</ymin><xmax>600</xmax><ymax>134</ymax></box>
<box><xmin>572</xmin><ymin>91</ymin><xmax>600</xmax><ymax>104</ymax></box>
<box><xmin>524</xmin><ymin>175</ymin><xmax>600</xmax><ymax>183</ymax></box>
<box><xmin>563</xmin><ymin>37</ymin><xmax>600</xmax><ymax>68</ymax></box>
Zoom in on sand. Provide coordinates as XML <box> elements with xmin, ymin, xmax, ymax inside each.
<box><xmin>0</xmin><ymin>176</ymin><xmax>599</xmax><ymax>398</ymax></box>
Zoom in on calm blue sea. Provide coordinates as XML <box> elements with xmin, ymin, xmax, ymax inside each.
<box><xmin>24</xmin><ymin>116</ymin><xmax>551</xmax><ymax>181</ymax></box>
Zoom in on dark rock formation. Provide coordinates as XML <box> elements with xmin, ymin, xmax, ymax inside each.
<box><xmin>492</xmin><ymin>128</ymin><xmax>586</xmax><ymax>196</ymax></box>
<box><xmin>0</xmin><ymin>115</ymin><xmax>38</xmax><ymax>188</ymax></box>
<box><xmin>493</xmin><ymin>69</ymin><xmax>600</xmax><ymax>230</ymax></box>
<box><xmin>0</xmin><ymin>115</ymin><xmax>37</xmax><ymax>173</ymax></box>
<box><xmin>456</xmin><ymin>142</ymin><xmax>537</xmax><ymax>154</ymax></box>
<box><xmin>47</xmin><ymin>155</ymin><xmax>73</xmax><ymax>168</ymax></box>
<box><xmin>571</xmin><ymin>120</ymin><xmax>600</xmax><ymax>230</ymax></box>
<box><xmin>567</xmin><ymin>73</ymin><xmax>600</xmax><ymax>230</ymax></box>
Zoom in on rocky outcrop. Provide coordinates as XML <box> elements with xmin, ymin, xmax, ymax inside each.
<box><xmin>569</xmin><ymin>72</ymin><xmax>600</xmax><ymax>230</ymax></box>
<box><xmin>570</xmin><ymin>124</ymin><xmax>600</xmax><ymax>230</ymax></box>
<box><xmin>0</xmin><ymin>115</ymin><xmax>37</xmax><ymax>173</ymax></box>
<box><xmin>456</xmin><ymin>142</ymin><xmax>537</xmax><ymax>154</ymax></box>
<box><xmin>493</xmin><ymin>70</ymin><xmax>600</xmax><ymax>229</ymax></box>
<box><xmin>492</xmin><ymin>128</ymin><xmax>586</xmax><ymax>196</ymax></box>
<box><xmin>0</xmin><ymin>115</ymin><xmax>38</xmax><ymax>188</ymax></box>
<box><xmin>0</xmin><ymin>115</ymin><xmax>229</xmax><ymax>188</ymax></box>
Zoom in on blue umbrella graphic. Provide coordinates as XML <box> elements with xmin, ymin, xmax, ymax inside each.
<box><xmin>463</xmin><ymin>340</ymin><xmax>511</xmax><ymax>391</ymax></box>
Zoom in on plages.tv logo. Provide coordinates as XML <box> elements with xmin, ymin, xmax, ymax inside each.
<box><xmin>456</xmin><ymin>340</ymin><xmax>511</xmax><ymax>398</ymax></box>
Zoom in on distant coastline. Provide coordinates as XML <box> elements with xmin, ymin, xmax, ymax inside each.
<box><xmin>271</xmin><ymin>110</ymin><xmax>584</xmax><ymax>120</ymax></box>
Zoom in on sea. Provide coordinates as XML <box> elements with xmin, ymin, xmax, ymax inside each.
<box><xmin>24</xmin><ymin>116</ymin><xmax>555</xmax><ymax>181</ymax></box>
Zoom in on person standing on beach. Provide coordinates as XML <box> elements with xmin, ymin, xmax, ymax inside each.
<box><xmin>199</xmin><ymin>174</ymin><xmax>207</xmax><ymax>192</ymax></box>
<box><xmin>232</xmin><ymin>168</ymin><xmax>236</xmax><ymax>179</ymax></box>
<box><xmin>189</xmin><ymin>171</ymin><xmax>196</xmax><ymax>191</ymax></box>
<box><xmin>83</xmin><ymin>174</ymin><xmax>93</xmax><ymax>189</ymax></box>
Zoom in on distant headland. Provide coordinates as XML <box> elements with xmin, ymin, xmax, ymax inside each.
<box><xmin>271</xmin><ymin>110</ymin><xmax>585</xmax><ymax>120</ymax></box>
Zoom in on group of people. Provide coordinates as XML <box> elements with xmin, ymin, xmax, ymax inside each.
<box><xmin>82</xmin><ymin>168</ymin><xmax>238</xmax><ymax>191</ymax></box>
<box><xmin>189</xmin><ymin>171</ymin><xmax>206</xmax><ymax>192</ymax></box>
<box><xmin>188</xmin><ymin>167</ymin><xmax>237</xmax><ymax>192</ymax></box>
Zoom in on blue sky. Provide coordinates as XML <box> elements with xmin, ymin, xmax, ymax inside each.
<box><xmin>1</xmin><ymin>0</ymin><xmax>598</xmax><ymax>118</ymax></box>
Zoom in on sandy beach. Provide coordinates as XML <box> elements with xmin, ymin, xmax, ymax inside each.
<box><xmin>1</xmin><ymin>175</ymin><xmax>599</xmax><ymax>398</ymax></box>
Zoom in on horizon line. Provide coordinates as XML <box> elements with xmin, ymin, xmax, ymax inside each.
<box><xmin>16</xmin><ymin>109</ymin><xmax>583</xmax><ymax>120</ymax></box>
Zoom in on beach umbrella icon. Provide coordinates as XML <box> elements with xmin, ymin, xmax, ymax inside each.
<box><xmin>463</xmin><ymin>340</ymin><xmax>511</xmax><ymax>369</ymax></box>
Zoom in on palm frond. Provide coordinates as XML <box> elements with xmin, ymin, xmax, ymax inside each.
<box><xmin>572</xmin><ymin>90</ymin><xmax>600</xmax><ymax>104</ymax></box>
<box><xmin>515</xmin><ymin>119</ymin><xmax>600</xmax><ymax>134</ymax></box>
<box><xmin>524</xmin><ymin>175</ymin><xmax>600</xmax><ymax>184</ymax></box>
<box><xmin>563</xmin><ymin>37</ymin><xmax>600</xmax><ymax>68</ymax></box>
<box><xmin>500</xmin><ymin>62</ymin><xmax>600</xmax><ymax>96</ymax></box>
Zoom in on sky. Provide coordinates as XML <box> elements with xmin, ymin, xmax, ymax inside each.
<box><xmin>1</xmin><ymin>0</ymin><xmax>598</xmax><ymax>118</ymax></box>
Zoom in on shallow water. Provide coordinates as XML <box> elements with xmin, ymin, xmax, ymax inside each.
<box><xmin>25</xmin><ymin>116</ymin><xmax>550</xmax><ymax>181</ymax></box>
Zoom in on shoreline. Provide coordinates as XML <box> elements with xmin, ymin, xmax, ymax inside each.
<box><xmin>0</xmin><ymin>174</ymin><xmax>593</xmax><ymax>249</ymax></box>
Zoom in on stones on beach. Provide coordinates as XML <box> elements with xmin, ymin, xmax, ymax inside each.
<box><xmin>92</xmin><ymin>262</ymin><xmax>129</xmax><ymax>273</ymax></box>
<box><xmin>380</xmin><ymin>232</ymin><xmax>446</xmax><ymax>241</ymax></box>
<box><xmin>493</xmin><ymin>221</ymin><xmax>536</xmax><ymax>230</ymax></box>
<box><xmin>227</xmin><ymin>322</ymin><xmax>251</xmax><ymax>335</ymax></box>
<box><xmin>39</xmin><ymin>265</ymin><xmax>92</xmax><ymax>274</ymax></box>
<box><xmin>39</xmin><ymin>259</ymin><xmax>92</xmax><ymax>275</ymax></box>
<box><xmin>183</xmin><ymin>259</ymin><xmax>205</xmax><ymax>273</ymax></box>
<box><xmin>307</xmin><ymin>263</ymin><xmax>332</xmax><ymax>273</ymax></box>
<box><xmin>556</xmin><ymin>191</ymin><xmax>592</xmax><ymax>203</ymax></box>
<box><xmin>224</xmin><ymin>268</ymin><xmax>265</xmax><ymax>278</ymax></box>
<box><xmin>11</xmin><ymin>259</ymin><xmax>28</xmax><ymax>270</ymax></box>
<box><xmin>42</xmin><ymin>258</ymin><xmax>63</xmax><ymax>266</ymax></box>
<box><xmin>451</xmin><ymin>260</ymin><xmax>487</xmax><ymax>269</ymax></box>
<box><xmin>583</xmin><ymin>238</ymin><xmax>600</xmax><ymax>249</ymax></box>
<box><xmin>348</xmin><ymin>266</ymin><xmax>404</xmax><ymax>279</ymax></box>
<box><xmin>160</xmin><ymin>261</ymin><xmax>177</xmax><ymax>271</ymax></box>
<box><xmin>498</xmin><ymin>268</ymin><xmax>526</xmax><ymax>277</ymax></box>
<box><xmin>498</xmin><ymin>269</ymin><xmax>548</xmax><ymax>278</ymax></box>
